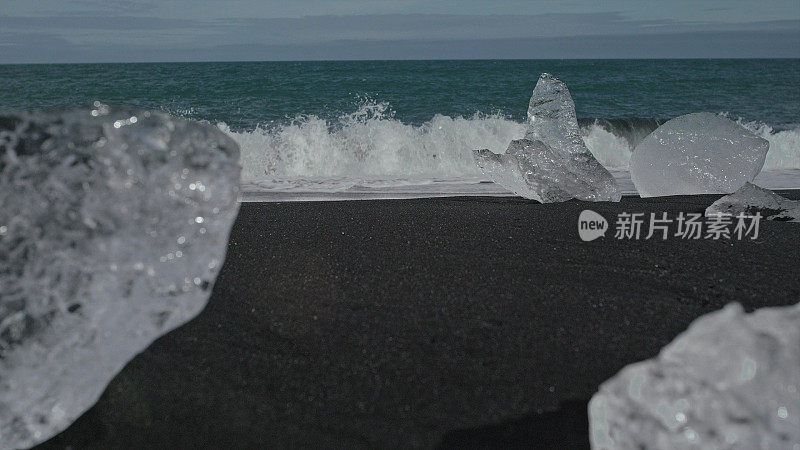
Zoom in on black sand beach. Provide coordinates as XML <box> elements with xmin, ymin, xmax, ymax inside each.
<box><xmin>38</xmin><ymin>193</ymin><xmax>800</xmax><ymax>449</ymax></box>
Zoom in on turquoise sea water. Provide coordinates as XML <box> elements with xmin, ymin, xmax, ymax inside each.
<box><xmin>2</xmin><ymin>59</ymin><xmax>799</xmax><ymax>198</ymax></box>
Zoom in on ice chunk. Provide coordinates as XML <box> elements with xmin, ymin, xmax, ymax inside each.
<box><xmin>589</xmin><ymin>303</ymin><xmax>800</xmax><ymax>450</ymax></box>
<box><xmin>0</xmin><ymin>106</ymin><xmax>241</xmax><ymax>449</ymax></box>
<box><xmin>706</xmin><ymin>182</ymin><xmax>800</xmax><ymax>222</ymax></box>
<box><xmin>473</xmin><ymin>73</ymin><xmax>621</xmax><ymax>202</ymax></box>
<box><xmin>630</xmin><ymin>112</ymin><xmax>769</xmax><ymax>197</ymax></box>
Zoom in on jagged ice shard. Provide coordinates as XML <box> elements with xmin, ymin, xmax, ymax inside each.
<box><xmin>630</xmin><ymin>112</ymin><xmax>769</xmax><ymax>197</ymax></box>
<box><xmin>706</xmin><ymin>182</ymin><xmax>800</xmax><ymax>222</ymax></box>
<box><xmin>0</xmin><ymin>106</ymin><xmax>241</xmax><ymax>449</ymax></box>
<box><xmin>473</xmin><ymin>74</ymin><xmax>621</xmax><ymax>202</ymax></box>
<box><xmin>589</xmin><ymin>303</ymin><xmax>800</xmax><ymax>450</ymax></box>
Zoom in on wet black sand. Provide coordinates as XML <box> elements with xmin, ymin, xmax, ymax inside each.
<box><xmin>39</xmin><ymin>192</ymin><xmax>800</xmax><ymax>449</ymax></box>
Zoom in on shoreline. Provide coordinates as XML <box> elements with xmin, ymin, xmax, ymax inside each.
<box><xmin>39</xmin><ymin>193</ymin><xmax>800</xmax><ymax>448</ymax></box>
<box><xmin>239</xmin><ymin>170</ymin><xmax>800</xmax><ymax>202</ymax></box>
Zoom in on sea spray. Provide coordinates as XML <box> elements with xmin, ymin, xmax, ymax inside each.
<box><xmin>221</xmin><ymin>101</ymin><xmax>525</xmax><ymax>183</ymax></box>
<box><xmin>724</xmin><ymin>114</ymin><xmax>800</xmax><ymax>170</ymax></box>
<box><xmin>220</xmin><ymin>100</ymin><xmax>800</xmax><ymax>190</ymax></box>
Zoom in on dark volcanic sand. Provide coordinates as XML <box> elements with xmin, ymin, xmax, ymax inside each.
<box><xmin>39</xmin><ymin>193</ymin><xmax>800</xmax><ymax>449</ymax></box>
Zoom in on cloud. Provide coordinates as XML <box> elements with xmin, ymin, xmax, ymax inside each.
<box><xmin>0</xmin><ymin>32</ymin><xmax>88</xmax><ymax>62</ymax></box>
<box><xmin>227</xmin><ymin>14</ymin><xmax>800</xmax><ymax>48</ymax></box>
<box><xmin>5</xmin><ymin>29</ymin><xmax>798</xmax><ymax>64</ymax></box>
<box><xmin>66</xmin><ymin>0</ymin><xmax>160</xmax><ymax>14</ymax></box>
<box><xmin>0</xmin><ymin>15</ymin><xmax>198</xmax><ymax>30</ymax></box>
<box><xmin>0</xmin><ymin>12</ymin><xmax>798</xmax><ymax>63</ymax></box>
<box><xmin>196</xmin><ymin>30</ymin><xmax>800</xmax><ymax>60</ymax></box>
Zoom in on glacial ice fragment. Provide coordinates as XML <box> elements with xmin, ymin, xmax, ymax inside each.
<box><xmin>589</xmin><ymin>303</ymin><xmax>800</xmax><ymax>450</ymax></box>
<box><xmin>630</xmin><ymin>112</ymin><xmax>769</xmax><ymax>197</ymax></box>
<box><xmin>0</xmin><ymin>106</ymin><xmax>241</xmax><ymax>449</ymax></box>
<box><xmin>706</xmin><ymin>182</ymin><xmax>800</xmax><ymax>222</ymax></box>
<box><xmin>473</xmin><ymin>73</ymin><xmax>621</xmax><ymax>202</ymax></box>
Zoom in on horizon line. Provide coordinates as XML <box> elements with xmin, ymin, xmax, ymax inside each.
<box><xmin>3</xmin><ymin>56</ymin><xmax>799</xmax><ymax>66</ymax></box>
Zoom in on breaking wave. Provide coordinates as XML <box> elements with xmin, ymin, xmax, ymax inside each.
<box><xmin>220</xmin><ymin>101</ymin><xmax>800</xmax><ymax>187</ymax></box>
<box><xmin>722</xmin><ymin>114</ymin><xmax>800</xmax><ymax>170</ymax></box>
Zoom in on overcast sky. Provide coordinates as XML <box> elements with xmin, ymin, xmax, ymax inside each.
<box><xmin>1</xmin><ymin>0</ymin><xmax>798</xmax><ymax>63</ymax></box>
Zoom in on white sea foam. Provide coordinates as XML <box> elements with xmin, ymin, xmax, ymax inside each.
<box><xmin>220</xmin><ymin>101</ymin><xmax>800</xmax><ymax>198</ymax></box>
<box><xmin>580</xmin><ymin>125</ymin><xmax>634</xmax><ymax>169</ymax></box>
<box><xmin>222</xmin><ymin>101</ymin><xmax>524</xmax><ymax>184</ymax></box>
<box><xmin>726</xmin><ymin>116</ymin><xmax>800</xmax><ymax>170</ymax></box>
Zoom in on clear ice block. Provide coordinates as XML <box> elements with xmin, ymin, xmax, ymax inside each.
<box><xmin>590</xmin><ymin>303</ymin><xmax>800</xmax><ymax>450</ymax></box>
<box><xmin>473</xmin><ymin>73</ymin><xmax>621</xmax><ymax>202</ymax></box>
<box><xmin>630</xmin><ymin>112</ymin><xmax>769</xmax><ymax>197</ymax></box>
<box><xmin>0</xmin><ymin>106</ymin><xmax>241</xmax><ymax>449</ymax></box>
<box><xmin>706</xmin><ymin>182</ymin><xmax>800</xmax><ymax>222</ymax></box>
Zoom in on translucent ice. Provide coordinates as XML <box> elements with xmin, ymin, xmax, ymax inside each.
<box><xmin>630</xmin><ymin>112</ymin><xmax>769</xmax><ymax>197</ymax></box>
<box><xmin>706</xmin><ymin>182</ymin><xmax>800</xmax><ymax>222</ymax></box>
<box><xmin>0</xmin><ymin>106</ymin><xmax>241</xmax><ymax>449</ymax></box>
<box><xmin>589</xmin><ymin>303</ymin><xmax>800</xmax><ymax>450</ymax></box>
<box><xmin>473</xmin><ymin>73</ymin><xmax>621</xmax><ymax>202</ymax></box>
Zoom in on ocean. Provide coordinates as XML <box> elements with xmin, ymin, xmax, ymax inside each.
<box><xmin>2</xmin><ymin>59</ymin><xmax>799</xmax><ymax>200</ymax></box>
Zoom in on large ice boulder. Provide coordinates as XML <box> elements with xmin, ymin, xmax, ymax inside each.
<box><xmin>0</xmin><ymin>105</ymin><xmax>241</xmax><ymax>449</ymax></box>
<box><xmin>706</xmin><ymin>182</ymin><xmax>800</xmax><ymax>222</ymax></box>
<box><xmin>589</xmin><ymin>303</ymin><xmax>800</xmax><ymax>450</ymax></box>
<box><xmin>630</xmin><ymin>112</ymin><xmax>769</xmax><ymax>197</ymax></box>
<box><xmin>473</xmin><ymin>73</ymin><xmax>621</xmax><ymax>202</ymax></box>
